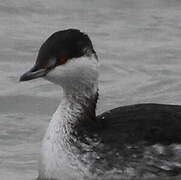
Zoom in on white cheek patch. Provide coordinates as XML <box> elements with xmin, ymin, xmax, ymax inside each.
<box><xmin>44</xmin><ymin>56</ymin><xmax>98</xmax><ymax>86</ymax></box>
<box><xmin>44</xmin><ymin>66</ymin><xmax>64</xmax><ymax>85</ymax></box>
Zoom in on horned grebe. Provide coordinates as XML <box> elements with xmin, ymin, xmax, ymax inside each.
<box><xmin>20</xmin><ymin>29</ymin><xmax>181</xmax><ymax>180</ymax></box>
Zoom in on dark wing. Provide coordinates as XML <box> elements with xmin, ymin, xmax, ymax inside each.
<box><xmin>96</xmin><ymin>103</ymin><xmax>181</xmax><ymax>144</ymax></box>
<box><xmin>90</xmin><ymin>104</ymin><xmax>181</xmax><ymax>178</ymax></box>
<box><xmin>37</xmin><ymin>104</ymin><xmax>181</xmax><ymax>179</ymax></box>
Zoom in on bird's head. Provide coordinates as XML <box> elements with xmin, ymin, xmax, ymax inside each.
<box><xmin>20</xmin><ymin>29</ymin><xmax>98</xmax><ymax>88</ymax></box>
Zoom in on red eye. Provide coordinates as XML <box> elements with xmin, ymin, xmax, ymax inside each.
<box><xmin>58</xmin><ymin>56</ymin><xmax>67</xmax><ymax>65</ymax></box>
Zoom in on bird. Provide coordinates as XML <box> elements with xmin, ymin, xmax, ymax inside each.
<box><xmin>20</xmin><ymin>29</ymin><xmax>181</xmax><ymax>180</ymax></box>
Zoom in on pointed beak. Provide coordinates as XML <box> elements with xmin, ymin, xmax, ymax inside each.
<box><xmin>19</xmin><ymin>66</ymin><xmax>48</xmax><ymax>82</ymax></box>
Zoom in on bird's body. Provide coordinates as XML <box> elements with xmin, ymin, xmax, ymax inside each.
<box><xmin>20</xmin><ymin>29</ymin><xmax>181</xmax><ymax>180</ymax></box>
<box><xmin>38</xmin><ymin>100</ymin><xmax>181</xmax><ymax>180</ymax></box>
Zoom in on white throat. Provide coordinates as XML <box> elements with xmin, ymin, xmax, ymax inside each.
<box><xmin>38</xmin><ymin>55</ymin><xmax>99</xmax><ymax>180</ymax></box>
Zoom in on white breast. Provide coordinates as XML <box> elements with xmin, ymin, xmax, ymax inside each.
<box><xmin>38</xmin><ymin>98</ymin><xmax>91</xmax><ymax>180</ymax></box>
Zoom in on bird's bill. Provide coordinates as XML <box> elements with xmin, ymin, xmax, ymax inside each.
<box><xmin>19</xmin><ymin>66</ymin><xmax>48</xmax><ymax>81</ymax></box>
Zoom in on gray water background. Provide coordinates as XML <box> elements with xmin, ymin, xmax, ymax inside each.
<box><xmin>1</xmin><ymin>0</ymin><xmax>181</xmax><ymax>179</ymax></box>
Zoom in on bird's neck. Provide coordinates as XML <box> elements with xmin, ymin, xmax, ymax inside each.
<box><xmin>39</xmin><ymin>72</ymin><xmax>99</xmax><ymax>179</ymax></box>
<box><xmin>56</xmin><ymin>87</ymin><xmax>99</xmax><ymax>138</ymax></box>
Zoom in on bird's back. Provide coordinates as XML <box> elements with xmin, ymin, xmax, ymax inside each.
<box><xmin>86</xmin><ymin>103</ymin><xmax>181</xmax><ymax>179</ymax></box>
<box><xmin>97</xmin><ymin>103</ymin><xmax>181</xmax><ymax>144</ymax></box>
